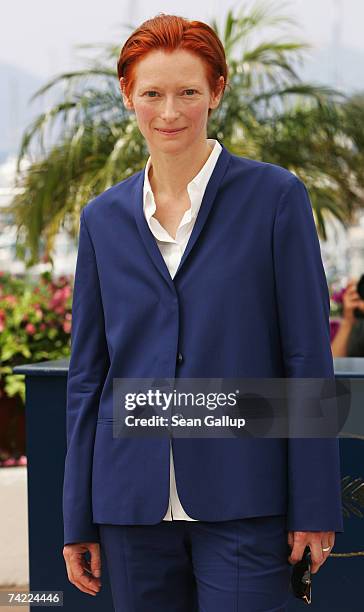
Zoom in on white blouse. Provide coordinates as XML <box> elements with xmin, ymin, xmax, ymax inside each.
<box><xmin>142</xmin><ymin>137</ymin><xmax>222</xmax><ymax>520</ymax></box>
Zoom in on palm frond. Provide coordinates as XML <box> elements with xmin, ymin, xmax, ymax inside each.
<box><xmin>342</xmin><ymin>475</ymin><xmax>364</xmax><ymax>518</ymax></box>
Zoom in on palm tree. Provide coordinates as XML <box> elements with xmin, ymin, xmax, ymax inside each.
<box><xmin>5</xmin><ymin>0</ymin><xmax>364</xmax><ymax>265</ymax></box>
<box><xmin>209</xmin><ymin>4</ymin><xmax>364</xmax><ymax>240</ymax></box>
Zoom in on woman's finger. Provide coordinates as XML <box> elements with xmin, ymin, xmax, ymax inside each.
<box><xmin>309</xmin><ymin>540</ymin><xmax>324</xmax><ymax>574</ymax></box>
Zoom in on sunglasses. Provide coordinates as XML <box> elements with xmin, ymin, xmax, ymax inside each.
<box><xmin>290</xmin><ymin>545</ymin><xmax>312</xmax><ymax>604</ymax></box>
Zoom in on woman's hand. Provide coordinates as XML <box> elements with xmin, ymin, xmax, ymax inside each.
<box><xmin>63</xmin><ymin>542</ymin><xmax>101</xmax><ymax>595</ymax></box>
<box><xmin>342</xmin><ymin>278</ymin><xmax>364</xmax><ymax>324</ymax></box>
<box><xmin>331</xmin><ymin>278</ymin><xmax>364</xmax><ymax>356</ymax></box>
<box><xmin>287</xmin><ymin>530</ymin><xmax>335</xmax><ymax>573</ymax></box>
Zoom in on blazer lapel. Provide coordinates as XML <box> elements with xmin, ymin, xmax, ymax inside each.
<box><xmin>174</xmin><ymin>143</ymin><xmax>231</xmax><ymax>279</ymax></box>
<box><xmin>133</xmin><ymin>142</ymin><xmax>232</xmax><ymax>288</ymax></box>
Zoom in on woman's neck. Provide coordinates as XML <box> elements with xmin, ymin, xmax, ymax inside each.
<box><xmin>148</xmin><ymin>139</ymin><xmax>213</xmax><ymax>198</ymax></box>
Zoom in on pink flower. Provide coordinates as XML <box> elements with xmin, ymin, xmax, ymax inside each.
<box><xmin>2</xmin><ymin>458</ymin><xmax>17</xmax><ymax>467</ymax></box>
<box><xmin>3</xmin><ymin>294</ymin><xmax>17</xmax><ymax>305</ymax></box>
<box><xmin>25</xmin><ymin>323</ymin><xmax>36</xmax><ymax>335</ymax></box>
<box><xmin>62</xmin><ymin>321</ymin><xmax>72</xmax><ymax>334</ymax></box>
<box><xmin>39</xmin><ymin>323</ymin><xmax>46</xmax><ymax>331</ymax></box>
<box><xmin>330</xmin><ymin>320</ymin><xmax>340</xmax><ymax>342</ymax></box>
<box><xmin>0</xmin><ymin>309</ymin><xmax>6</xmax><ymax>331</ymax></box>
<box><xmin>54</xmin><ymin>305</ymin><xmax>65</xmax><ymax>315</ymax></box>
<box><xmin>49</xmin><ymin>286</ymin><xmax>71</xmax><ymax>309</ymax></box>
<box><xmin>35</xmin><ymin>308</ymin><xmax>43</xmax><ymax>319</ymax></box>
<box><xmin>331</xmin><ymin>288</ymin><xmax>346</xmax><ymax>303</ymax></box>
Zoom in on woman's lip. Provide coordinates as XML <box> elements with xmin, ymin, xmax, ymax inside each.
<box><xmin>156</xmin><ymin>128</ymin><xmax>186</xmax><ymax>134</ymax></box>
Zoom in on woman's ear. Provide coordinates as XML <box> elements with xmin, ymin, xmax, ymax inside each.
<box><xmin>209</xmin><ymin>75</ymin><xmax>225</xmax><ymax>111</ymax></box>
<box><xmin>119</xmin><ymin>77</ymin><xmax>134</xmax><ymax>111</ymax></box>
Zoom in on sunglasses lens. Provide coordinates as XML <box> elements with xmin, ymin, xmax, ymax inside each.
<box><xmin>291</xmin><ymin>547</ymin><xmax>311</xmax><ymax>601</ymax></box>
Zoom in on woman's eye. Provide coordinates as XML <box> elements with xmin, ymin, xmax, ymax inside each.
<box><xmin>143</xmin><ymin>89</ymin><xmax>197</xmax><ymax>98</ymax></box>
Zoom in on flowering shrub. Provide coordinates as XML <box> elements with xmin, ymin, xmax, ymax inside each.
<box><xmin>329</xmin><ymin>285</ymin><xmax>346</xmax><ymax>342</ymax></box>
<box><xmin>330</xmin><ymin>286</ymin><xmax>345</xmax><ymax>318</ymax></box>
<box><xmin>0</xmin><ymin>270</ymin><xmax>72</xmax><ymax>403</ymax></box>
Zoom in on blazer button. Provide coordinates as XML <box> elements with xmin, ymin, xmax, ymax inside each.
<box><xmin>177</xmin><ymin>352</ymin><xmax>183</xmax><ymax>365</ymax></box>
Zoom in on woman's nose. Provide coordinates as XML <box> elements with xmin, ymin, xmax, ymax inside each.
<box><xmin>160</xmin><ymin>97</ymin><xmax>180</xmax><ymax>119</ymax></box>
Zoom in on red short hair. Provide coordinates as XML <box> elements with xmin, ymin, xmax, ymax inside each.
<box><xmin>117</xmin><ymin>13</ymin><xmax>229</xmax><ymax>117</ymax></box>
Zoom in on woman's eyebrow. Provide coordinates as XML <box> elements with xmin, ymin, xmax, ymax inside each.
<box><xmin>139</xmin><ymin>83</ymin><xmax>200</xmax><ymax>89</ymax></box>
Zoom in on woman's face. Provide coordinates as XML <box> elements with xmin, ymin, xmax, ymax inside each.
<box><xmin>120</xmin><ymin>49</ymin><xmax>224</xmax><ymax>153</ymax></box>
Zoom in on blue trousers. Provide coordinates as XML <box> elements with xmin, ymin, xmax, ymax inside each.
<box><xmin>98</xmin><ymin>514</ymin><xmax>293</xmax><ymax>611</ymax></box>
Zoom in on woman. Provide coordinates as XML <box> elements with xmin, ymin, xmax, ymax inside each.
<box><xmin>63</xmin><ymin>14</ymin><xmax>343</xmax><ymax>611</ymax></box>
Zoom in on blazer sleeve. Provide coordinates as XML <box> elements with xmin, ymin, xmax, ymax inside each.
<box><xmin>272</xmin><ymin>175</ymin><xmax>344</xmax><ymax>533</ymax></box>
<box><xmin>62</xmin><ymin>208</ymin><xmax>110</xmax><ymax>546</ymax></box>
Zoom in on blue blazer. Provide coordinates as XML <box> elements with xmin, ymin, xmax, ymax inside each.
<box><xmin>62</xmin><ymin>142</ymin><xmax>344</xmax><ymax>546</ymax></box>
